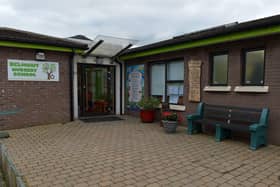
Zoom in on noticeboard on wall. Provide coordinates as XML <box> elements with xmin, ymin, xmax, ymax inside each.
<box><xmin>126</xmin><ymin>64</ymin><xmax>144</xmax><ymax>111</ymax></box>
<box><xmin>7</xmin><ymin>59</ymin><xmax>59</xmax><ymax>81</ymax></box>
<box><xmin>188</xmin><ymin>60</ymin><xmax>202</xmax><ymax>102</ymax></box>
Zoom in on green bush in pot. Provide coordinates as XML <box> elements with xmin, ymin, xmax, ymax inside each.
<box><xmin>138</xmin><ymin>97</ymin><xmax>160</xmax><ymax>123</ymax></box>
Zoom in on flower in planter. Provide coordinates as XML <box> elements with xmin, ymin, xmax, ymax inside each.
<box><xmin>162</xmin><ymin>112</ymin><xmax>178</xmax><ymax>133</ymax></box>
<box><xmin>162</xmin><ymin>112</ymin><xmax>178</xmax><ymax>121</ymax></box>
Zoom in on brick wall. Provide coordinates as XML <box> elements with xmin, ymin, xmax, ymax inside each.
<box><xmin>0</xmin><ymin>47</ymin><xmax>72</xmax><ymax>129</ymax></box>
<box><xmin>125</xmin><ymin>34</ymin><xmax>280</xmax><ymax>145</ymax></box>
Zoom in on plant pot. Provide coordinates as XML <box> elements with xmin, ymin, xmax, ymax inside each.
<box><xmin>162</xmin><ymin>120</ymin><xmax>178</xmax><ymax>133</ymax></box>
<box><xmin>140</xmin><ymin>110</ymin><xmax>155</xmax><ymax>123</ymax></box>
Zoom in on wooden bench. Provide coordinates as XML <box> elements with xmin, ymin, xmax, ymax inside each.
<box><xmin>187</xmin><ymin>102</ymin><xmax>269</xmax><ymax>150</ymax></box>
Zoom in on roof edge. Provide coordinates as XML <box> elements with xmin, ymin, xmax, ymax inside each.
<box><xmin>120</xmin><ymin>24</ymin><xmax>280</xmax><ymax>60</ymax></box>
<box><xmin>0</xmin><ymin>40</ymin><xmax>85</xmax><ymax>53</ymax></box>
<box><xmin>0</xmin><ymin>27</ymin><xmax>88</xmax><ymax>49</ymax></box>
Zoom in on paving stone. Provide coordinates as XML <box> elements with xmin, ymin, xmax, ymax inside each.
<box><xmin>0</xmin><ymin>116</ymin><xmax>279</xmax><ymax>186</ymax></box>
<box><xmin>254</xmin><ymin>182</ymin><xmax>269</xmax><ymax>187</ymax></box>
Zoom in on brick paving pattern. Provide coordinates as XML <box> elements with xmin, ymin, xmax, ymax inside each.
<box><xmin>1</xmin><ymin>116</ymin><xmax>280</xmax><ymax>187</ymax></box>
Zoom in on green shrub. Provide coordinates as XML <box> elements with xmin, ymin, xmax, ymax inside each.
<box><xmin>138</xmin><ymin>97</ymin><xmax>160</xmax><ymax>110</ymax></box>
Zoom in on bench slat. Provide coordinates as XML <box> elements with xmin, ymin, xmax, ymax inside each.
<box><xmin>231</xmin><ymin>110</ymin><xmax>261</xmax><ymax>125</ymax></box>
<box><xmin>203</xmin><ymin>104</ymin><xmax>262</xmax><ymax>130</ymax></box>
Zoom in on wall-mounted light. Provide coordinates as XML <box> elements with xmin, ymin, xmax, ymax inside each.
<box><xmin>35</xmin><ymin>51</ymin><xmax>46</xmax><ymax>61</ymax></box>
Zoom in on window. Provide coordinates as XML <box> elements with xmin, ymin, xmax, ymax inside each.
<box><xmin>243</xmin><ymin>49</ymin><xmax>265</xmax><ymax>85</ymax></box>
<box><xmin>210</xmin><ymin>53</ymin><xmax>228</xmax><ymax>85</ymax></box>
<box><xmin>150</xmin><ymin>60</ymin><xmax>184</xmax><ymax>104</ymax></box>
<box><xmin>151</xmin><ymin>64</ymin><xmax>165</xmax><ymax>96</ymax></box>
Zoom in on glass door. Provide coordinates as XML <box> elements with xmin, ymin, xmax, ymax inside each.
<box><xmin>78</xmin><ymin>64</ymin><xmax>115</xmax><ymax>116</ymax></box>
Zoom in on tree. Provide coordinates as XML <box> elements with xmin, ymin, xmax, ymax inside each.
<box><xmin>42</xmin><ymin>63</ymin><xmax>56</xmax><ymax>80</ymax></box>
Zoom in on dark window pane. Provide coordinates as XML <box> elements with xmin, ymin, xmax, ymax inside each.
<box><xmin>212</xmin><ymin>54</ymin><xmax>228</xmax><ymax>85</ymax></box>
<box><xmin>245</xmin><ymin>50</ymin><xmax>264</xmax><ymax>85</ymax></box>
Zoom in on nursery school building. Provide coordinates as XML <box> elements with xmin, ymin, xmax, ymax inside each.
<box><xmin>121</xmin><ymin>15</ymin><xmax>280</xmax><ymax>146</ymax></box>
<box><xmin>1</xmin><ymin>15</ymin><xmax>280</xmax><ymax>145</ymax></box>
<box><xmin>0</xmin><ymin>27</ymin><xmax>135</xmax><ymax>129</ymax></box>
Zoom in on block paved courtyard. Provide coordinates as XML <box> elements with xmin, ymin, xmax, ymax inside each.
<box><xmin>1</xmin><ymin>116</ymin><xmax>280</xmax><ymax>187</ymax></box>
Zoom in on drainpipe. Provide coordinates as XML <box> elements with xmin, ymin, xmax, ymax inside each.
<box><xmin>115</xmin><ymin>58</ymin><xmax>123</xmax><ymax>115</ymax></box>
<box><xmin>113</xmin><ymin>44</ymin><xmax>133</xmax><ymax>115</ymax></box>
<box><xmin>69</xmin><ymin>49</ymin><xmax>75</xmax><ymax>121</ymax></box>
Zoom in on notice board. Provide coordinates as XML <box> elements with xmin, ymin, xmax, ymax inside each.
<box><xmin>188</xmin><ymin>60</ymin><xmax>202</xmax><ymax>102</ymax></box>
<box><xmin>126</xmin><ymin>64</ymin><xmax>144</xmax><ymax>111</ymax></box>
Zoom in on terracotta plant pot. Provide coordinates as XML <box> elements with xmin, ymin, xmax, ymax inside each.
<box><xmin>140</xmin><ymin>110</ymin><xmax>155</xmax><ymax>123</ymax></box>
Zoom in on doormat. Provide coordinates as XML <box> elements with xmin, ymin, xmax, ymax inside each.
<box><xmin>81</xmin><ymin>116</ymin><xmax>124</xmax><ymax>123</ymax></box>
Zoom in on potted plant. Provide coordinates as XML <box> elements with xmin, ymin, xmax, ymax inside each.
<box><xmin>162</xmin><ymin>112</ymin><xmax>178</xmax><ymax>133</ymax></box>
<box><xmin>138</xmin><ymin>97</ymin><xmax>160</xmax><ymax>123</ymax></box>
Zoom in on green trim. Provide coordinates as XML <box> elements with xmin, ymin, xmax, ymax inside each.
<box><xmin>121</xmin><ymin>25</ymin><xmax>280</xmax><ymax>60</ymax></box>
<box><xmin>0</xmin><ymin>41</ymin><xmax>85</xmax><ymax>53</ymax></box>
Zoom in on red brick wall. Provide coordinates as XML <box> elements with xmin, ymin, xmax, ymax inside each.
<box><xmin>0</xmin><ymin>47</ymin><xmax>72</xmax><ymax>129</ymax></box>
<box><xmin>125</xmin><ymin>35</ymin><xmax>280</xmax><ymax>145</ymax></box>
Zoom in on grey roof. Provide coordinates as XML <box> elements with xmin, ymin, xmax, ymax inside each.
<box><xmin>69</xmin><ymin>35</ymin><xmax>93</xmax><ymax>41</ymax></box>
<box><xmin>124</xmin><ymin>14</ymin><xmax>280</xmax><ymax>55</ymax></box>
<box><xmin>0</xmin><ymin>27</ymin><xmax>88</xmax><ymax>49</ymax></box>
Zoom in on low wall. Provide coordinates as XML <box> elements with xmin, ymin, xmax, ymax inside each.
<box><xmin>0</xmin><ymin>144</ymin><xmax>26</xmax><ymax>187</ymax></box>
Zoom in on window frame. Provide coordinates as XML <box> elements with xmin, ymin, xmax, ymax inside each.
<box><xmin>149</xmin><ymin>58</ymin><xmax>185</xmax><ymax>104</ymax></box>
<box><xmin>209</xmin><ymin>51</ymin><xmax>229</xmax><ymax>86</ymax></box>
<box><xmin>241</xmin><ymin>47</ymin><xmax>266</xmax><ymax>86</ymax></box>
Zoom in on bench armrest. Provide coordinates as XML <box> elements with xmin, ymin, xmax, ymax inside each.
<box><xmin>187</xmin><ymin>114</ymin><xmax>202</xmax><ymax>120</ymax></box>
<box><xmin>249</xmin><ymin>123</ymin><xmax>267</xmax><ymax>132</ymax></box>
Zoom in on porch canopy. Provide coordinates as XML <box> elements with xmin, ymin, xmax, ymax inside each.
<box><xmin>83</xmin><ymin>35</ymin><xmax>137</xmax><ymax>58</ymax></box>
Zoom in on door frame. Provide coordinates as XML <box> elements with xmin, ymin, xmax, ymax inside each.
<box><xmin>78</xmin><ymin>63</ymin><xmax>116</xmax><ymax>117</ymax></box>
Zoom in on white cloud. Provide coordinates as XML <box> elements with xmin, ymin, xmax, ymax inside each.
<box><xmin>0</xmin><ymin>0</ymin><xmax>279</xmax><ymax>45</ymax></box>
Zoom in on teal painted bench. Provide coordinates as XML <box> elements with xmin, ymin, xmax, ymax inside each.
<box><xmin>187</xmin><ymin>102</ymin><xmax>269</xmax><ymax>150</ymax></box>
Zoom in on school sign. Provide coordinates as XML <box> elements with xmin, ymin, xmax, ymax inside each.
<box><xmin>8</xmin><ymin>59</ymin><xmax>59</xmax><ymax>81</ymax></box>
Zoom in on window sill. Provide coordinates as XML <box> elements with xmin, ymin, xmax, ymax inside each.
<box><xmin>169</xmin><ymin>104</ymin><xmax>186</xmax><ymax>111</ymax></box>
<box><xmin>203</xmin><ymin>86</ymin><xmax>231</xmax><ymax>92</ymax></box>
<box><xmin>234</xmin><ymin>86</ymin><xmax>269</xmax><ymax>93</ymax></box>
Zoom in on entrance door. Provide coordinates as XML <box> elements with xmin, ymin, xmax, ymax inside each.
<box><xmin>78</xmin><ymin>64</ymin><xmax>115</xmax><ymax>117</ymax></box>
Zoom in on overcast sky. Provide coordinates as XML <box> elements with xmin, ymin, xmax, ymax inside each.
<box><xmin>0</xmin><ymin>0</ymin><xmax>280</xmax><ymax>45</ymax></box>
